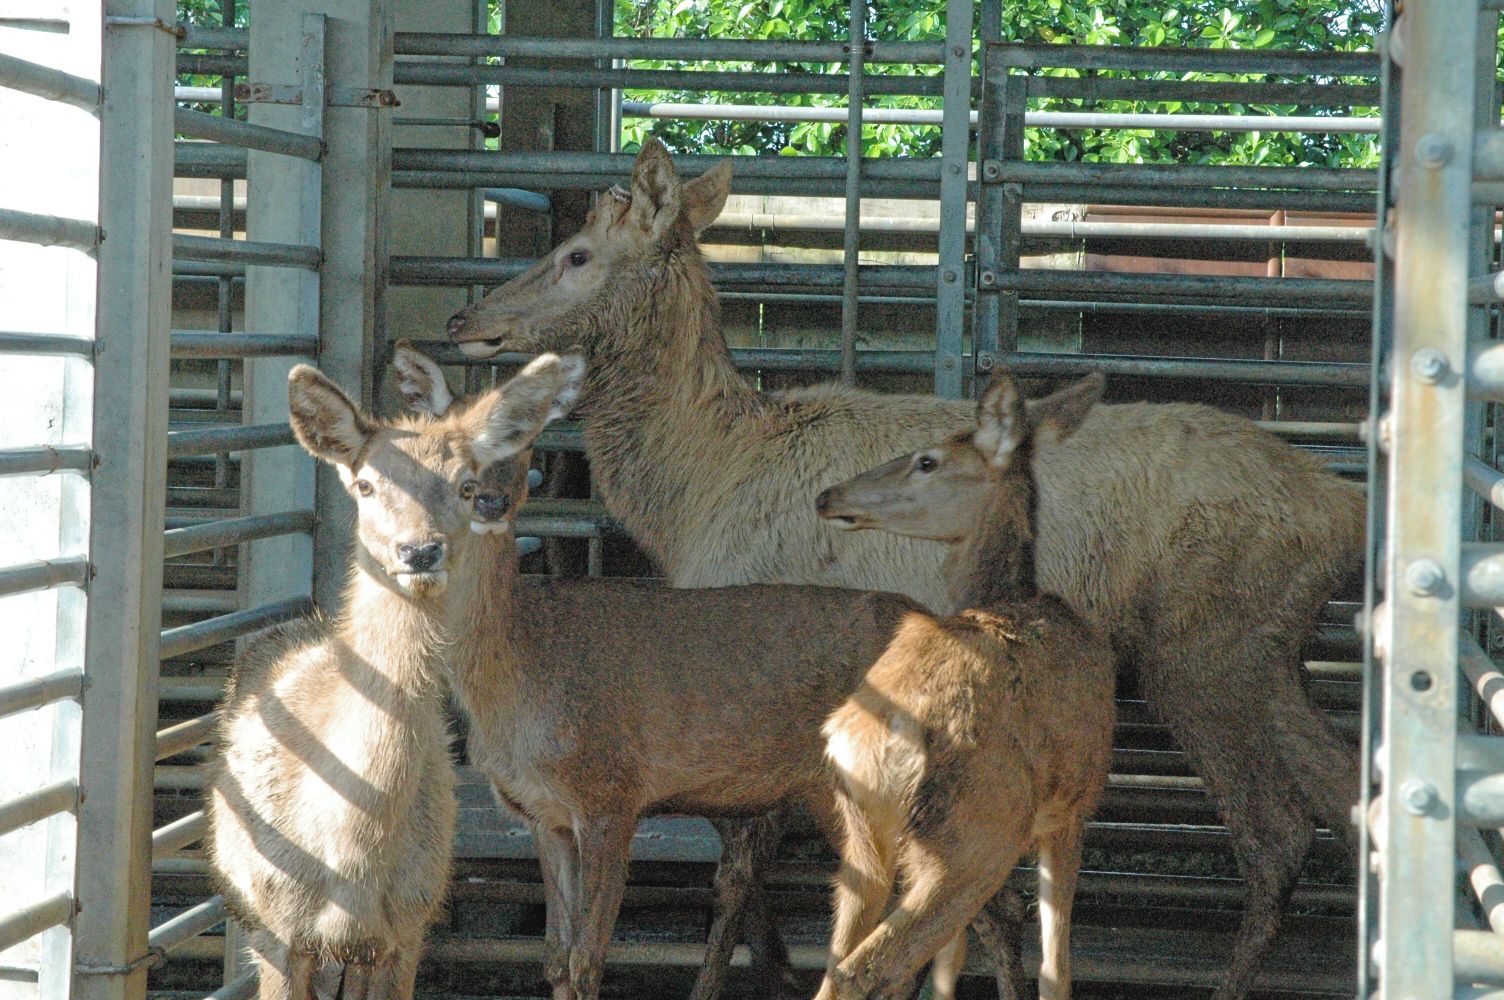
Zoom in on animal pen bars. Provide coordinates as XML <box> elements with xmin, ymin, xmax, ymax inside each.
<box><xmin>0</xmin><ymin>0</ymin><xmax>1484</xmax><ymax>996</ymax></box>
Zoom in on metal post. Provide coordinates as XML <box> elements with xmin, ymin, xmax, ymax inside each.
<box><xmin>838</xmin><ymin>0</ymin><xmax>864</xmax><ymax>386</ymax></box>
<box><xmin>933</xmin><ymin>0</ymin><xmax>971</xmax><ymax>399</ymax></box>
<box><xmin>68</xmin><ymin>1</ymin><xmax>175</xmax><ymax>997</ymax></box>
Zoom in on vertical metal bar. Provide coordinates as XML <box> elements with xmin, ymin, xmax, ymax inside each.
<box><xmin>838</xmin><ymin>0</ymin><xmax>864</xmax><ymax>386</ymax></box>
<box><xmin>213</xmin><ymin>0</ymin><xmax>238</xmax><ymax>570</ymax></box>
<box><xmin>933</xmin><ymin>0</ymin><xmax>972</xmax><ymax>399</ymax></box>
<box><xmin>69</xmin><ymin>0</ymin><xmax>175</xmax><ymax>996</ymax></box>
<box><xmin>1374</xmin><ymin>0</ymin><xmax>1478</xmax><ymax>994</ymax></box>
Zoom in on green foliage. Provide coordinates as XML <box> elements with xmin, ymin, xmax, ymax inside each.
<box><xmin>615</xmin><ymin>0</ymin><xmax>1384</xmax><ymax>167</ymax></box>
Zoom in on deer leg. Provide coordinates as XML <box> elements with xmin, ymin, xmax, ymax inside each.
<box><xmin>692</xmin><ymin>812</ymin><xmax>789</xmax><ymax>1000</ymax></box>
<box><xmin>929</xmin><ymin>931</ymin><xmax>968</xmax><ymax>1000</ymax></box>
<box><xmin>1037</xmin><ymin>816</ymin><xmax>1086</xmax><ymax>1000</ymax></box>
<box><xmin>249</xmin><ymin>931</ymin><xmax>291</xmax><ymax>1000</ymax></box>
<box><xmin>567</xmin><ymin>814</ymin><xmax>637</xmax><ymax>1000</ymax></box>
<box><xmin>814</xmin><ymin>794</ymin><xmax>899</xmax><ymax>1000</ymax></box>
<box><xmin>971</xmin><ymin>888</ymin><xmax>1029</xmax><ymax>1000</ymax></box>
<box><xmin>531</xmin><ymin>820</ymin><xmax>582</xmax><ymax>1000</ymax></box>
<box><xmin>286</xmin><ymin>950</ymin><xmax>317</xmax><ymax>1000</ymax></box>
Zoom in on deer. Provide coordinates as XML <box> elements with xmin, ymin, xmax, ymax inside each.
<box><xmin>206</xmin><ymin>352</ymin><xmax>584</xmax><ymax>1000</ymax></box>
<box><xmin>440</xmin><ymin>139</ymin><xmax>1366</xmax><ymax>1000</ymax></box>
<box><xmin>812</xmin><ymin>373</ymin><xmax>1114</xmax><ymax>1000</ymax></box>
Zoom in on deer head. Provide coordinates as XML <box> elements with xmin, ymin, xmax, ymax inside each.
<box><xmin>444</xmin><ymin>138</ymin><xmax>732</xmax><ymax>361</ymax></box>
<box><xmin>815</xmin><ymin>373</ymin><xmax>1104</xmax><ymax>542</ymax></box>
<box><xmin>287</xmin><ymin>352</ymin><xmax>585</xmax><ymax>597</ymax></box>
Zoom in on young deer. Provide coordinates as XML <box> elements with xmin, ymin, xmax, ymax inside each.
<box><xmin>207</xmin><ymin>353</ymin><xmax>582</xmax><ymax>1000</ymax></box>
<box><xmin>813</xmin><ymin>373</ymin><xmax>1115</xmax><ymax>1000</ymax></box>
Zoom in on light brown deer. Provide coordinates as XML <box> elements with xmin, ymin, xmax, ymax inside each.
<box><xmin>443</xmin><ymin>138</ymin><xmax>1365</xmax><ymax>1000</ymax></box>
<box><xmin>814</xmin><ymin>373</ymin><xmax>1114</xmax><ymax>1000</ymax></box>
<box><xmin>207</xmin><ymin>353</ymin><xmax>583</xmax><ymax>1000</ymax></box>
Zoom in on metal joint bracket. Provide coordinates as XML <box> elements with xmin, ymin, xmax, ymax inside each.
<box><xmin>234</xmin><ymin>83</ymin><xmax>400</xmax><ymax>108</ymax></box>
<box><xmin>76</xmin><ymin>946</ymin><xmax>165</xmax><ymax>976</ymax></box>
<box><xmin>103</xmin><ymin>15</ymin><xmax>184</xmax><ymax>38</ymax></box>
<box><xmin>975</xmin><ymin>351</ymin><xmax>996</xmax><ymax>372</ymax></box>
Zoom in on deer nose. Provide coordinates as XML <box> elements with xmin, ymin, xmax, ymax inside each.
<box><xmin>815</xmin><ymin>488</ymin><xmax>833</xmax><ymax>514</ymax></box>
<box><xmin>396</xmin><ymin>541</ymin><xmax>444</xmax><ymax>573</ymax></box>
<box><xmin>474</xmin><ymin>492</ymin><xmax>513</xmax><ymax>522</ymax></box>
<box><xmin>446</xmin><ymin>311</ymin><xmax>468</xmax><ymax>339</ymax></box>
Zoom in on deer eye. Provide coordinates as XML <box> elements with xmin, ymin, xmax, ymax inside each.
<box><xmin>459</xmin><ymin>480</ymin><xmax>478</xmax><ymax>500</ymax></box>
<box><xmin>567</xmin><ymin>249</ymin><xmax>590</xmax><ymax>267</ymax></box>
<box><xmin>915</xmin><ymin>455</ymin><xmax>938</xmax><ymax>474</ymax></box>
<box><xmin>354</xmin><ymin>479</ymin><xmax>374</xmax><ymax>497</ymax></box>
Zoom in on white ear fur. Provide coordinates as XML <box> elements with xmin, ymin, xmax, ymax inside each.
<box><xmin>392</xmin><ymin>341</ymin><xmax>454</xmax><ymax>416</ymax></box>
<box><xmin>471</xmin><ymin>353</ymin><xmax>586</xmax><ymax>463</ymax></box>
<box><xmin>287</xmin><ymin>365</ymin><xmax>374</xmax><ymax>468</ymax></box>
<box><xmin>973</xmin><ymin>377</ymin><xmax>1026</xmax><ymax>469</ymax></box>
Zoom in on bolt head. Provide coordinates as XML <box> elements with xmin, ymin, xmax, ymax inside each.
<box><xmin>942</xmin><ymin>356</ymin><xmax>956</xmax><ymax>370</ymax></box>
<box><xmin>1410</xmin><ymin>348</ymin><xmax>1448</xmax><ymax>383</ymax></box>
<box><xmin>1405</xmin><ymin>559</ymin><xmax>1444</xmax><ymax>597</ymax></box>
<box><xmin>1398</xmin><ymin>778</ymin><xmax>1437</xmax><ymax>815</ymax></box>
<box><xmin>1415</xmin><ymin>132</ymin><xmax>1454</xmax><ymax>169</ymax></box>
<box><xmin>979</xmin><ymin>270</ymin><xmax>997</xmax><ymax>287</ymax></box>
<box><xmin>976</xmin><ymin>352</ymin><xmax>995</xmax><ymax>372</ymax></box>
<box><xmin>942</xmin><ymin>269</ymin><xmax>957</xmax><ymax>283</ymax></box>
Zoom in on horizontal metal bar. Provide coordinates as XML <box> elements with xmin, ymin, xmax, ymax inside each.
<box><xmin>393</xmin><ymin>32</ymin><xmax>943</xmax><ymax>64</ymax></box>
<box><xmin>983</xmin><ymin>159</ymin><xmax>1375</xmax><ymax>194</ymax></box>
<box><xmin>1471</xmin><ymin>341</ymin><xmax>1504</xmax><ymax>400</ymax></box>
<box><xmin>1461</xmin><ymin>543</ymin><xmax>1504</xmax><ymax>608</ymax></box>
<box><xmin>170</xmin><ymin>332</ymin><xmax>317</xmax><ymax>359</ymax></box>
<box><xmin>1029</xmin><ymin>76</ymin><xmax>1378</xmax><ymax>109</ymax></box>
<box><xmin>389</xmin><ymin>256</ymin><xmax>937</xmax><ymax>291</ymax></box>
<box><xmin>1466</xmin><ymin>456</ymin><xmax>1504</xmax><ymax>512</ymax></box>
<box><xmin>174</xmin><ymin>107</ymin><xmax>322</xmax><ymax>161</ymax></box>
<box><xmin>1459</xmin><ymin>766</ymin><xmax>1504</xmax><ymax>828</ymax></box>
<box><xmin>1478</xmin><ymin>129</ymin><xmax>1504</xmax><ymax>185</ymax></box>
<box><xmin>152</xmin><ymin>810</ymin><xmax>209</xmax><ymax>857</ymax></box>
<box><xmin>156</xmin><ymin>711</ymin><xmax>220</xmax><ymax>762</ymax></box>
<box><xmin>1002</xmin><ymin>182</ymin><xmax>1376</xmax><ymax>214</ymax></box>
<box><xmin>393</xmin><ymin>62</ymin><xmax>944</xmax><ymax>97</ymax></box>
<box><xmin>158</xmin><ymin>677</ymin><xmax>228</xmax><ymax>701</ymax></box>
<box><xmin>0</xmin><ymin>556</ymin><xmax>89</xmax><ymax>599</ymax></box>
<box><xmin>0</xmin><ymin>668</ymin><xmax>83</xmax><ymax>722</ymax></box>
<box><xmin>0</xmin><ymin>207</ymin><xmax>99</xmax><ymax>253</ymax></box>
<box><xmin>984</xmin><ymin>351</ymin><xmax>1368</xmax><ymax>388</ymax></box>
<box><xmin>147</xmin><ymin>895</ymin><xmax>227</xmax><ymax>955</ymax></box>
<box><xmin>1459</xmin><ymin>826</ymin><xmax>1504</xmax><ymax>936</ymax></box>
<box><xmin>172</xmin><ymin>234</ymin><xmax>320</xmax><ymax>269</ymax></box>
<box><xmin>985</xmin><ymin>40</ymin><xmax>1379</xmax><ymax>77</ymax></box>
<box><xmin>208</xmin><ymin>971</ymin><xmax>258</xmax><ymax>1000</ymax></box>
<box><xmin>1461</xmin><ymin>636</ymin><xmax>1504</xmax><ymax>730</ymax></box>
<box><xmin>160</xmin><ymin>596</ymin><xmax>313</xmax><ymax>659</ymax></box>
<box><xmin>175</xmin><ymin>53</ymin><xmax>246</xmax><ymax>77</ymax></box>
<box><xmin>175</xmin><ymin>141</ymin><xmax>246</xmax><ymax>179</ymax></box>
<box><xmin>985</xmin><ymin>269</ymin><xmax>1371</xmax><ymax>307</ymax></box>
<box><xmin>0</xmin><ymin>445</ymin><xmax>92</xmax><ymax>478</ymax></box>
<box><xmin>0</xmin><ymin>779</ymin><xmax>78</xmax><ymax>838</ymax></box>
<box><xmin>0</xmin><ymin>51</ymin><xmax>100</xmax><ymax>112</ymax></box>
<box><xmin>166</xmin><ymin>423</ymin><xmax>295</xmax><ymax>458</ymax></box>
<box><xmin>393</xmin><ymin>148</ymin><xmax>939</xmax><ymax>182</ymax></box>
<box><xmin>0</xmin><ymin>892</ymin><xmax>73</xmax><ymax>954</ymax></box>
<box><xmin>163</xmin><ymin>510</ymin><xmax>314</xmax><ymax>559</ymax></box>
<box><xmin>1457</xmin><ymin>928</ymin><xmax>1504</xmax><ymax>984</ymax></box>
<box><xmin>0</xmin><ymin>331</ymin><xmax>93</xmax><ymax>357</ymax></box>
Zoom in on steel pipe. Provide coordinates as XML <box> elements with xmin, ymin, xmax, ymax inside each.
<box><xmin>173</xmin><ymin>234</ymin><xmax>320</xmax><ymax>269</ymax></box>
<box><xmin>983</xmin><ymin>159</ymin><xmax>1376</xmax><ymax>194</ymax></box>
<box><xmin>1461</xmin><ymin>637</ymin><xmax>1504</xmax><ymax>730</ymax></box>
<box><xmin>0</xmin><ymin>892</ymin><xmax>73</xmax><ymax>954</ymax></box>
<box><xmin>1470</xmin><ymin>341</ymin><xmax>1504</xmax><ymax>400</ymax></box>
<box><xmin>985</xmin><ymin>269</ymin><xmax>1371</xmax><ymax>307</ymax></box>
<box><xmin>152</xmin><ymin>810</ymin><xmax>209</xmax><ymax>857</ymax></box>
<box><xmin>155</xmin><ymin>711</ymin><xmax>220</xmax><ymax>762</ymax></box>
<box><xmin>1459</xmin><ymin>828</ymin><xmax>1504</xmax><ymax>935</ymax></box>
<box><xmin>158</xmin><ymin>678</ymin><xmax>228</xmax><ymax>702</ymax></box>
<box><xmin>0</xmin><ymin>51</ymin><xmax>100</xmax><ymax>113</ymax></box>
<box><xmin>174</xmin><ymin>107</ymin><xmax>323</xmax><ymax>161</ymax></box>
<box><xmin>1457</xmin><ymin>929</ymin><xmax>1504</xmax><ymax>984</ymax></box>
<box><xmin>162</xmin><ymin>510</ymin><xmax>315</xmax><ymax>560</ymax></box>
<box><xmin>1466</xmin><ymin>457</ymin><xmax>1504</xmax><ymax>513</ymax></box>
<box><xmin>0</xmin><ymin>445</ymin><xmax>92</xmax><ymax>478</ymax></box>
<box><xmin>393</xmin><ymin>62</ymin><xmax>944</xmax><ymax>98</ymax></box>
<box><xmin>982</xmin><ymin>351</ymin><xmax>1368</xmax><ymax>388</ymax></box>
<box><xmin>178</xmin><ymin>24</ymin><xmax>247</xmax><ymax>48</ymax></box>
<box><xmin>0</xmin><ymin>332</ymin><xmax>93</xmax><ymax>356</ymax></box>
<box><xmin>147</xmin><ymin>895</ymin><xmax>228</xmax><ymax>955</ymax></box>
<box><xmin>1461</xmin><ymin>543</ymin><xmax>1504</xmax><ymax>608</ymax></box>
<box><xmin>839</xmin><ymin>0</ymin><xmax>864</xmax><ymax>386</ymax></box>
<box><xmin>159</xmin><ymin>596</ymin><xmax>313</xmax><ymax>659</ymax></box>
<box><xmin>0</xmin><ymin>556</ymin><xmax>89</xmax><ymax>599</ymax></box>
<box><xmin>0</xmin><ymin>779</ymin><xmax>78</xmax><ymax>838</ymax></box>
<box><xmin>167</xmin><ymin>423</ymin><xmax>295</xmax><ymax>458</ymax></box>
<box><xmin>389</xmin><ymin>255</ymin><xmax>937</xmax><ymax>291</ymax></box>
<box><xmin>985</xmin><ymin>40</ymin><xmax>1378</xmax><ymax>77</ymax></box>
<box><xmin>0</xmin><ymin>668</ymin><xmax>83</xmax><ymax>722</ymax></box>
<box><xmin>0</xmin><ymin>207</ymin><xmax>99</xmax><ymax>253</ymax></box>
<box><xmin>393</xmin><ymin>32</ymin><xmax>944</xmax><ymax>64</ymax></box>
<box><xmin>1459</xmin><ymin>769</ymin><xmax>1504</xmax><ymax>828</ymax></box>
<box><xmin>175</xmin><ymin>141</ymin><xmax>246</xmax><ymax>179</ymax></box>
<box><xmin>171</xmin><ymin>332</ymin><xmax>318</xmax><ymax>359</ymax></box>
<box><xmin>393</xmin><ymin>148</ymin><xmax>940</xmax><ymax>183</ymax></box>
<box><xmin>207</xmin><ymin>971</ymin><xmax>258</xmax><ymax>1000</ymax></box>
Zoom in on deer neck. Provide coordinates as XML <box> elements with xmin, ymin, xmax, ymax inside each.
<box><xmin>580</xmin><ymin>248</ymin><xmax>763</xmax><ymax>574</ymax></box>
<box><xmin>333</xmin><ymin>561</ymin><xmax>449</xmax><ymax>701</ymax></box>
<box><xmin>442</xmin><ymin>533</ymin><xmax>528</xmax><ymax>714</ymax></box>
<box><xmin>946</xmin><ymin>463</ymin><xmax>1040</xmax><ymax>610</ymax></box>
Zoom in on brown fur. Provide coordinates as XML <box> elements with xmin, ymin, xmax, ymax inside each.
<box><xmin>445</xmin><ymin>141</ymin><xmax>1365</xmax><ymax>999</ymax></box>
<box><xmin>815</xmin><ymin>376</ymin><xmax>1113</xmax><ymax>1000</ymax></box>
<box><xmin>208</xmin><ymin>357</ymin><xmax>582</xmax><ymax>1000</ymax></box>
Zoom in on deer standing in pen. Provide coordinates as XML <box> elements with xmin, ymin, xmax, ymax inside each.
<box><xmin>813</xmin><ymin>373</ymin><xmax>1113</xmax><ymax>1000</ymax></box>
<box><xmin>442</xmin><ymin>138</ymin><xmax>1365</xmax><ymax>1000</ymax></box>
<box><xmin>207</xmin><ymin>353</ymin><xmax>582</xmax><ymax>1000</ymax></box>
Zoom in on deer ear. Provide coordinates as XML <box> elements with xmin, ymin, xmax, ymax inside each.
<box><xmin>1026</xmin><ymin>372</ymin><xmax>1103</xmax><ymax>446</ymax></box>
<box><xmin>391</xmin><ymin>340</ymin><xmax>454</xmax><ymax>416</ymax></box>
<box><xmin>973</xmin><ymin>373</ymin><xmax>1028</xmax><ymax>469</ymax></box>
<box><xmin>629</xmin><ymin>137</ymin><xmax>681</xmax><ymax>237</ymax></box>
<box><xmin>680</xmin><ymin>160</ymin><xmax>732</xmax><ymax>235</ymax></box>
<box><xmin>468</xmin><ymin>353</ymin><xmax>586</xmax><ymax>464</ymax></box>
<box><xmin>288</xmin><ymin>365</ymin><xmax>375</xmax><ymax>468</ymax></box>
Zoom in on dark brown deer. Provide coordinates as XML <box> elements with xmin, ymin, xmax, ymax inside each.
<box><xmin>207</xmin><ymin>353</ymin><xmax>582</xmax><ymax>1000</ymax></box>
<box><xmin>814</xmin><ymin>374</ymin><xmax>1113</xmax><ymax>1000</ymax></box>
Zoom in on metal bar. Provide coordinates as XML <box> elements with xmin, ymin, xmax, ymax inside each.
<box><xmin>394</xmin><ymin>62</ymin><xmax>943</xmax><ymax>97</ymax></box>
<box><xmin>986</xmin><ymin>352</ymin><xmax>1367</xmax><ymax>387</ymax></box>
<box><xmin>0</xmin><ymin>51</ymin><xmax>100</xmax><ymax>112</ymax></box>
<box><xmin>392</xmin><ymin>32</ymin><xmax>944</xmax><ymax>63</ymax></box>
<box><xmin>0</xmin><ymin>332</ymin><xmax>94</xmax><ymax>356</ymax></box>
<box><xmin>984</xmin><ymin>40</ymin><xmax>1378</xmax><ymax>76</ymax></box>
<box><xmin>1024</xmin><ymin>76</ymin><xmax>1378</xmax><ymax>107</ymax></box>
<box><xmin>982</xmin><ymin>159</ymin><xmax>1376</xmax><ymax>194</ymax></box>
<box><xmin>167</xmin><ymin>423</ymin><xmax>296</xmax><ymax>458</ymax></box>
<box><xmin>0</xmin><ymin>557</ymin><xmax>89</xmax><ymax>599</ymax></box>
<box><xmin>0</xmin><ymin>893</ymin><xmax>74</xmax><ymax>955</ymax></box>
<box><xmin>178</xmin><ymin>23</ymin><xmax>247</xmax><ymax>48</ymax></box>
<box><xmin>1466</xmin><ymin>456</ymin><xmax>1504</xmax><ymax>512</ymax></box>
<box><xmin>155</xmin><ymin>711</ymin><xmax>220</xmax><ymax>762</ymax></box>
<box><xmin>174</xmin><ymin>107</ymin><xmax>323</xmax><ymax>161</ymax></box>
<box><xmin>704</xmin><ymin>212</ymin><xmax>1374</xmax><ymax>243</ymax></box>
<box><xmin>1461</xmin><ymin>635</ymin><xmax>1504</xmax><ymax>730</ymax></box>
<box><xmin>0</xmin><ymin>207</ymin><xmax>100</xmax><ymax>253</ymax></box>
<box><xmin>172</xmin><ymin>234</ymin><xmax>321</xmax><ymax>269</ymax></box>
<box><xmin>392</xmin><ymin>147</ymin><xmax>941</xmax><ymax>181</ymax></box>
<box><xmin>986</xmin><ymin>269</ymin><xmax>1370</xmax><ymax>306</ymax></box>
<box><xmin>1459</xmin><ymin>827</ymin><xmax>1504</xmax><ymax>935</ymax></box>
<box><xmin>838</xmin><ymin>0</ymin><xmax>864</xmax><ymax>386</ymax></box>
<box><xmin>1469</xmin><ymin>341</ymin><xmax>1504</xmax><ymax>399</ymax></box>
<box><xmin>160</xmin><ymin>595</ymin><xmax>312</xmax><ymax>658</ymax></box>
<box><xmin>162</xmin><ymin>510</ymin><xmax>315</xmax><ymax>559</ymax></box>
<box><xmin>175</xmin><ymin>140</ymin><xmax>246</xmax><ymax>178</ymax></box>
<box><xmin>207</xmin><ymin>970</ymin><xmax>257</xmax><ymax>1000</ymax></box>
<box><xmin>170</xmin><ymin>332</ymin><xmax>319</xmax><ymax>359</ymax></box>
<box><xmin>932</xmin><ymin>0</ymin><xmax>971</xmax><ymax>399</ymax></box>
<box><xmin>146</xmin><ymin>896</ymin><xmax>227</xmax><ymax>955</ymax></box>
<box><xmin>0</xmin><ymin>669</ymin><xmax>84</xmax><ymax>722</ymax></box>
<box><xmin>151</xmin><ymin>810</ymin><xmax>209</xmax><ymax>857</ymax></box>
<box><xmin>1458</xmin><ymin>929</ymin><xmax>1504</xmax><ymax>985</ymax></box>
<box><xmin>0</xmin><ymin>780</ymin><xmax>78</xmax><ymax>838</ymax></box>
<box><xmin>388</xmin><ymin>256</ymin><xmax>938</xmax><ymax>290</ymax></box>
<box><xmin>0</xmin><ymin>445</ymin><xmax>92</xmax><ymax>478</ymax></box>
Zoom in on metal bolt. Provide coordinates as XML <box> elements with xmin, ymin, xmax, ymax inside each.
<box><xmin>942</xmin><ymin>356</ymin><xmax>956</xmax><ymax>370</ymax></box>
<box><xmin>1376</xmin><ymin>412</ymin><xmax>1393</xmax><ymax>455</ymax></box>
<box><xmin>978</xmin><ymin>269</ymin><xmax>997</xmax><ymax>288</ymax></box>
<box><xmin>976</xmin><ymin>352</ymin><xmax>995</xmax><ymax>372</ymax></box>
<box><xmin>1415</xmin><ymin>133</ymin><xmax>1453</xmax><ymax>169</ymax></box>
<box><xmin>1405</xmin><ymin>559</ymin><xmax>1445</xmax><ymax>597</ymax></box>
<box><xmin>942</xmin><ymin>268</ymin><xmax>957</xmax><ymax>284</ymax></box>
<box><xmin>1398</xmin><ymin>778</ymin><xmax>1437</xmax><ymax>816</ymax></box>
<box><xmin>952</xmin><ymin>44</ymin><xmax>967</xmax><ymax>58</ymax></box>
<box><xmin>1490</xmin><ymin>632</ymin><xmax>1504</xmax><ymax>651</ymax></box>
<box><xmin>1386</xmin><ymin>17</ymin><xmax>1406</xmax><ymax>68</ymax></box>
<box><xmin>1410</xmin><ymin>348</ymin><xmax>1448</xmax><ymax>383</ymax></box>
<box><xmin>948</xmin><ymin>163</ymin><xmax>962</xmax><ymax>176</ymax></box>
<box><xmin>981</xmin><ymin>160</ymin><xmax>1002</xmax><ymax>181</ymax></box>
<box><xmin>1349</xmin><ymin>804</ymin><xmax>1363</xmax><ymax>829</ymax></box>
<box><xmin>1002</xmin><ymin>182</ymin><xmax>1023</xmax><ymax>199</ymax></box>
